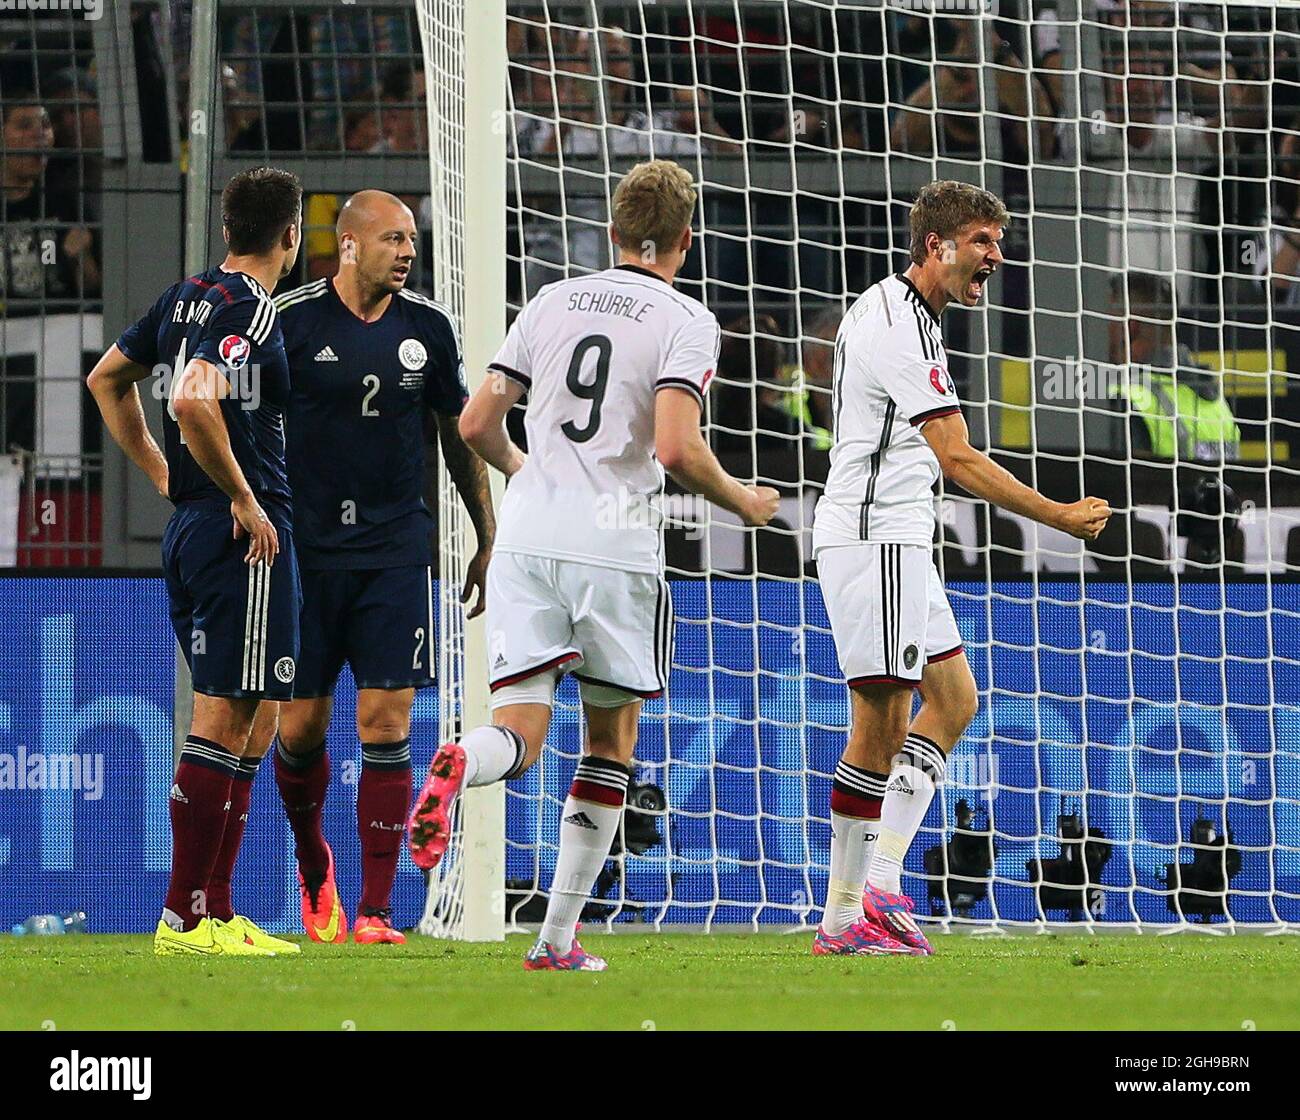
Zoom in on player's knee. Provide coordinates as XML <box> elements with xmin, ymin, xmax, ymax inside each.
<box><xmin>246</xmin><ymin>706</ymin><xmax>279</xmax><ymax>754</ymax></box>
<box><xmin>279</xmin><ymin>714</ymin><xmax>330</xmax><ymax>751</ymax></box>
<box><xmin>357</xmin><ymin>708</ymin><xmax>410</xmax><ymax>743</ymax></box>
<box><xmin>952</xmin><ymin>683</ymin><xmax>979</xmax><ymax>734</ymax></box>
<box><xmin>849</xmin><ymin>687</ymin><xmax>912</xmax><ymax>752</ymax></box>
<box><xmin>191</xmin><ymin>693</ymin><xmax>258</xmax><ymax>749</ymax></box>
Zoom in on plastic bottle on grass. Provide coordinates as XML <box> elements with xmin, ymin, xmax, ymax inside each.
<box><xmin>11</xmin><ymin>911</ymin><xmax>87</xmax><ymax>935</ymax></box>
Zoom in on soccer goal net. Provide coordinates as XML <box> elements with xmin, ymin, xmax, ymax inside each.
<box><xmin>421</xmin><ymin>0</ymin><xmax>1300</xmax><ymax>934</ymax></box>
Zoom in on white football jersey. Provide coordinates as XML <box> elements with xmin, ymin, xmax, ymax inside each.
<box><xmin>813</xmin><ymin>273</ymin><xmax>961</xmax><ymax>551</ymax></box>
<box><xmin>489</xmin><ymin>264</ymin><xmax>720</xmax><ymax>574</ymax></box>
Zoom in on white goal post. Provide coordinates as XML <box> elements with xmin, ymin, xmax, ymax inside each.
<box><xmin>419</xmin><ymin>0</ymin><xmax>1300</xmax><ymax>937</ymax></box>
<box><xmin>417</xmin><ymin>0</ymin><xmax>507</xmax><ymax>940</ymax></box>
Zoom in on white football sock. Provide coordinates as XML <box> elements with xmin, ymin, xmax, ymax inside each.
<box><xmin>538</xmin><ymin>756</ymin><xmax>630</xmax><ymax>951</ymax></box>
<box><xmin>824</xmin><ymin>812</ymin><xmax>878</xmax><ymax>936</ymax></box>
<box><xmin>867</xmin><ymin>733</ymin><xmax>947</xmax><ymax>895</ymax></box>
<box><xmin>461</xmin><ymin>725</ymin><xmax>527</xmax><ymax>787</ymax></box>
<box><xmin>823</xmin><ymin>758</ymin><xmax>888</xmax><ymax>934</ymax></box>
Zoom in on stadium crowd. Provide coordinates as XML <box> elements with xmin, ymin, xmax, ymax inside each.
<box><xmin>1</xmin><ymin>1</ymin><xmax>1298</xmax><ymax>569</ymax></box>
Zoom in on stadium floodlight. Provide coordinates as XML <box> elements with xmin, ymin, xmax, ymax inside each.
<box><xmin>417</xmin><ymin>0</ymin><xmax>1299</xmax><ymax>938</ymax></box>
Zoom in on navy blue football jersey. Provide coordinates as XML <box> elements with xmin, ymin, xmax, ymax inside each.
<box><xmin>117</xmin><ymin>265</ymin><xmax>292</xmax><ymax>520</ymax></box>
<box><xmin>275</xmin><ymin>279</ymin><xmax>467</xmax><ymax>569</ymax></box>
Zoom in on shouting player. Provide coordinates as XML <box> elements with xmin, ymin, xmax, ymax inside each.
<box><xmin>273</xmin><ymin>191</ymin><xmax>491</xmax><ymax>945</ymax></box>
<box><xmin>812</xmin><ymin>181</ymin><xmax>1111</xmax><ymax>956</ymax></box>
<box><xmin>87</xmin><ymin>167</ymin><xmax>305</xmax><ymax>956</ymax></box>
<box><xmin>407</xmin><ymin>159</ymin><xmax>779</xmax><ymax>970</ymax></box>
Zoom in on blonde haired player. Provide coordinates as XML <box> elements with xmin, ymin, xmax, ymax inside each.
<box><xmin>408</xmin><ymin>159</ymin><xmax>779</xmax><ymax>970</ymax></box>
<box><xmin>813</xmin><ymin>181</ymin><xmax>1111</xmax><ymax>956</ymax></box>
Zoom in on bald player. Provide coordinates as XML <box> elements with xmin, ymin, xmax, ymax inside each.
<box><xmin>273</xmin><ymin>190</ymin><xmax>493</xmax><ymax>945</ymax></box>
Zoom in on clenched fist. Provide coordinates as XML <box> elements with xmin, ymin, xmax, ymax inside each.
<box><xmin>1056</xmin><ymin>496</ymin><xmax>1112</xmax><ymax>541</ymax></box>
<box><xmin>742</xmin><ymin>485</ymin><xmax>781</xmax><ymax>527</ymax></box>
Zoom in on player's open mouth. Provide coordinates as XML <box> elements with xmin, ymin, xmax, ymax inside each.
<box><xmin>968</xmin><ymin>266</ymin><xmax>995</xmax><ymax>299</ymax></box>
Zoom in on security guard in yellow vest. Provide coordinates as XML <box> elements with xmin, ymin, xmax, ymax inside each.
<box><xmin>1109</xmin><ymin>273</ymin><xmax>1241</xmax><ymax>463</ymax></box>
<box><xmin>777</xmin><ymin>305</ymin><xmax>842</xmax><ymax>452</ymax></box>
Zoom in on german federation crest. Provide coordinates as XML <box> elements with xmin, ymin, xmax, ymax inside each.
<box><xmin>398</xmin><ymin>338</ymin><xmax>428</xmax><ymax>371</ymax></box>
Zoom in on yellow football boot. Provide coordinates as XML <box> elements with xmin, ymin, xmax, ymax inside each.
<box><xmin>222</xmin><ymin>914</ymin><xmax>301</xmax><ymax>954</ymax></box>
<box><xmin>154</xmin><ymin>916</ymin><xmax>222</xmax><ymax>956</ymax></box>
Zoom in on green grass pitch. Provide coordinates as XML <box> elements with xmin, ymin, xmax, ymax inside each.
<box><xmin>2</xmin><ymin>933</ymin><xmax>1297</xmax><ymax>1031</ymax></box>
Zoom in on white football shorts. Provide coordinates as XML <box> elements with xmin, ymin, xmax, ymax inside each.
<box><xmin>816</xmin><ymin>542</ymin><xmax>963</xmax><ymax>687</ymax></box>
<box><xmin>486</xmin><ymin>551</ymin><xmax>672</xmax><ymax>709</ymax></box>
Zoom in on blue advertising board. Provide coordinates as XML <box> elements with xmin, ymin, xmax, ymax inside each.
<box><xmin>1</xmin><ymin>577</ymin><xmax>1296</xmax><ymax>932</ymax></box>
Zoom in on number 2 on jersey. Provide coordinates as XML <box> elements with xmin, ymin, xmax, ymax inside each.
<box><xmin>361</xmin><ymin>374</ymin><xmax>381</xmax><ymax>417</ymax></box>
<box><xmin>561</xmin><ymin>334</ymin><xmax>611</xmax><ymax>443</ymax></box>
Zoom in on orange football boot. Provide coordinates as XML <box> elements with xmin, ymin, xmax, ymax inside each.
<box><xmin>299</xmin><ymin>842</ymin><xmax>347</xmax><ymax>944</ymax></box>
<box><xmin>354</xmin><ymin>909</ymin><xmax>406</xmax><ymax>945</ymax></box>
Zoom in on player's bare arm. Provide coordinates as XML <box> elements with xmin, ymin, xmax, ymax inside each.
<box><xmin>922</xmin><ymin>410</ymin><xmax>1111</xmax><ymax>542</ymax></box>
<box><xmin>171</xmin><ymin>357</ymin><xmax>279</xmax><ymax>564</ymax></box>
<box><xmin>86</xmin><ymin>343</ymin><xmax>168</xmax><ymax>499</ymax></box>
<box><xmin>458</xmin><ymin>370</ymin><xmax>527</xmax><ymax>476</ymax></box>
<box><xmin>436</xmin><ymin>410</ymin><xmax>495</xmax><ymax>618</ymax></box>
<box><xmin>655</xmin><ymin>386</ymin><xmax>779</xmax><ymax>527</ymax></box>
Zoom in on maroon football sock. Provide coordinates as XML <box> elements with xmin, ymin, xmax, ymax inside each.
<box><xmin>206</xmin><ymin>754</ymin><xmax>260</xmax><ymax>922</ymax></box>
<box><xmin>274</xmin><ymin>737</ymin><xmax>331</xmax><ymax>883</ymax></box>
<box><xmin>357</xmin><ymin>738</ymin><xmax>412</xmax><ymax>914</ymax></box>
<box><xmin>164</xmin><ymin>737</ymin><xmax>238</xmax><ymax>930</ymax></box>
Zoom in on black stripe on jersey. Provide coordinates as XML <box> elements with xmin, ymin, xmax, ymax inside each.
<box><xmin>656</xmin><ymin>377</ymin><xmax>705</xmax><ymax>407</ymax></box>
<box><xmin>897</xmin><ymin>273</ymin><xmax>941</xmax><ymax>325</ymax></box>
<box><xmin>859</xmin><ymin>398</ymin><xmax>895</xmax><ymax>540</ymax></box>
<box><xmin>911</xmin><ymin>405</ymin><xmax>961</xmax><ymax>426</ymax></box>
<box><xmin>488</xmin><ymin>362</ymin><xmax>531</xmax><ymax>390</ymax></box>
<box><xmin>905</xmin><ymin>292</ymin><xmax>938</xmax><ymax>362</ymax></box>
<box><xmin>831</xmin><ymin>331</ymin><xmax>846</xmax><ymax>441</ymax></box>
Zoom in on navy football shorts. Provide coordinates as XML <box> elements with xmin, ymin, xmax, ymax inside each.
<box><xmin>162</xmin><ymin>500</ymin><xmax>302</xmax><ymax>700</ymax></box>
<box><xmin>293</xmin><ymin>564</ymin><xmax>436</xmax><ymax>697</ymax></box>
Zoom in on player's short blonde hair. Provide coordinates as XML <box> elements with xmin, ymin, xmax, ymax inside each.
<box><xmin>909</xmin><ymin>181</ymin><xmax>1009</xmax><ymax>265</ymax></box>
<box><xmin>611</xmin><ymin>160</ymin><xmax>697</xmax><ymax>262</ymax></box>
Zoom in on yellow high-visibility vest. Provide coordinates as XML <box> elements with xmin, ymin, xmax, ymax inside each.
<box><xmin>1113</xmin><ymin>372</ymin><xmax>1240</xmax><ymax>462</ymax></box>
<box><xmin>779</xmin><ymin>368</ymin><xmax>833</xmax><ymax>451</ymax></box>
